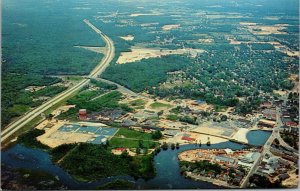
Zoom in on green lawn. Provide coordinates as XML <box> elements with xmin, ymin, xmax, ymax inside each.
<box><xmin>150</xmin><ymin>102</ymin><xmax>171</xmax><ymax>109</ymax></box>
<box><xmin>114</xmin><ymin>128</ymin><xmax>153</xmax><ymax>140</ymax></box>
<box><xmin>130</xmin><ymin>99</ymin><xmax>146</xmax><ymax>109</ymax></box>
<box><xmin>109</xmin><ymin>137</ymin><xmax>157</xmax><ymax>149</ymax></box>
<box><xmin>214</xmin><ymin>105</ymin><xmax>228</xmax><ymax>112</ymax></box>
<box><xmin>109</xmin><ymin>128</ymin><xmax>158</xmax><ymax>149</ymax></box>
<box><xmin>7</xmin><ymin>104</ymin><xmax>30</xmax><ymax>116</ymax></box>
<box><xmin>166</xmin><ymin>114</ymin><xmax>179</xmax><ymax>121</ymax></box>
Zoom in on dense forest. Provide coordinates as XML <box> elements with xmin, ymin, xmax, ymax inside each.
<box><xmin>2</xmin><ymin>0</ymin><xmax>105</xmax><ymax>75</ymax></box>
<box><xmin>59</xmin><ymin>143</ymin><xmax>155</xmax><ymax>181</ymax></box>
<box><xmin>102</xmin><ymin>55</ymin><xmax>192</xmax><ymax>92</ymax></box>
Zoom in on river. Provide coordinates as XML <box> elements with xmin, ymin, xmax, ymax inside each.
<box><xmin>1</xmin><ymin>130</ymin><xmax>271</xmax><ymax>189</ymax></box>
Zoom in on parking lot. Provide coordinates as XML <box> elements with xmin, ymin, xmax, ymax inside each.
<box><xmin>37</xmin><ymin>122</ymin><xmax>119</xmax><ymax>147</ymax></box>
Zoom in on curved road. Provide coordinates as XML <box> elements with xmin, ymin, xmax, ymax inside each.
<box><xmin>1</xmin><ymin>20</ymin><xmax>114</xmax><ymax>143</ymax></box>
<box><xmin>94</xmin><ymin>77</ymin><xmax>147</xmax><ymax>99</ymax></box>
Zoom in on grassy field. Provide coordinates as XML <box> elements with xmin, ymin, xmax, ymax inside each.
<box><xmin>214</xmin><ymin>105</ymin><xmax>228</xmax><ymax>112</ymax></box>
<box><xmin>150</xmin><ymin>102</ymin><xmax>172</xmax><ymax>109</ymax></box>
<box><xmin>129</xmin><ymin>99</ymin><xmax>146</xmax><ymax>109</ymax></box>
<box><xmin>113</xmin><ymin>128</ymin><xmax>152</xmax><ymax>140</ymax></box>
<box><xmin>109</xmin><ymin>128</ymin><xmax>158</xmax><ymax>149</ymax></box>
<box><xmin>109</xmin><ymin>137</ymin><xmax>157</xmax><ymax>149</ymax></box>
<box><xmin>166</xmin><ymin>114</ymin><xmax>179</xmax><ymax>121</ymax></box>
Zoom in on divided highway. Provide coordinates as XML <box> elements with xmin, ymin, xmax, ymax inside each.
<box><xmin>1</xmin><ymin>20</ymin><xmax>114</xmax><ymax>143</ymax></box>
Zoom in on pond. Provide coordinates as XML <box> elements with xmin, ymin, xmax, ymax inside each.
<box><xmin>247</xmin><ymin>130</ymin><xmax>271</xmax><ymax>146</ymax></box>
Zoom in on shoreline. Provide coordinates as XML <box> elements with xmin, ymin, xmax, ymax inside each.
<box><xmin>183</xmin><ymin>171</ymin><xmax>238</xmax><ymax>188</ymax></box>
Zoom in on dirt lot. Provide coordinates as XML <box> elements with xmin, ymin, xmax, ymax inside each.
<box><xmin>289</xmin><ymin>74</ymin><xmax>299</xmax><ymax>92</ymax></box>
<box><xmin>282</xmin><ymin>170</ymin><xmax>299</xmax><ymax>188</ymax></box>
<box><xmin>36</xmin><ymin>121</ymin><xmax>113</xmax><ymax>148</ymax></box>
<box><xmin>117</xmin><ymin>46</ymin><xmax>205</xmax><ymax>64</ymax></box>
<box><xmin>119</xmin><ymin>35</ymin><xmax>134</xmax><ymax>41</ymax></box>
<box><xmin>162</xmin><ymin>24</ymin><xmax>180</xmax><ymax>31</ymax></box>
<box><xmin>181</xmin><ymin>99</ymin><xmax>213</xmax><ymax>112</ymax></box>
<box><xmin>164</xmin><ymin>131</ymin><xmax>227</xmax><ymax>145</ymax></box>
<box><xmin>241</xmin><ymin>23</ymin><xmax>288</xmax><ymax>35</ymax></box>
<box><xmin>129</xmin><ymin>13</ymin><xmax>161</xmax><ymax>17</ymax></box>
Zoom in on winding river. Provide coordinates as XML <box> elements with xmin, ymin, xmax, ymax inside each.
<box><xmin>1</xmin><ymin>130</ymin><xmax>271</xmax><ymax>189</ymax></box>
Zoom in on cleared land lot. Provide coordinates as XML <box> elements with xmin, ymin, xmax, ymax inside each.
<box><xmin>119</xmin><ymin>35</ymin><xmax>134</xmax><ymax>41</ymax></box>
<box><xmin>162</xmin><ymin>24</ymin><xmax>180</xmax><ymax>31</ymax></box>
<box><xmin>116</xmin><ymin>46</ymin><xmax>205</xmax><ymax>64</ymax></box>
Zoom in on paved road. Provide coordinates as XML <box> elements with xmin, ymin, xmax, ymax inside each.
<box><xmin>274</xmin><ymin>107</ymin><xmax>299</xmax><ymax>154</ymax></box>
<box><xmin>240</xmin><ymin>119</ymin><xmax>276</xmax><ymax>188</ymax></box>
<box><xmin>1</xmin><ymin>20</ymin><xmax>114</xmax><ymax>143</ymax></box>
<box><xmin>93</xmin><ymin>77</ymin><xmax>147</xmax><ymax>98</ymax></box>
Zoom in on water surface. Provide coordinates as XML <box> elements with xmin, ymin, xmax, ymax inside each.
<box><xmin>1</xmin><ymin>130</ymin><xmax>270</xmax><ymax>189</ymax></box>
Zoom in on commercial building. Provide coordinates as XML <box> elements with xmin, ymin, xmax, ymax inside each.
<box><xmin>213</xmin><ymin>156</ymin><xmax>236</xmax><ymax>166</ymax></box>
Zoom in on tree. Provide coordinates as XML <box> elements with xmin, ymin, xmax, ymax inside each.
<box><xmin>157</xmin><ymin>110</ymin><xmax>164</xmax><ymax>116</ymax></box>
<box><xmin>136</xmin><ymin>147</ymin><xmax>141</xmax><ymax>154</ymax></box>
<box><xmin>155</xmin><ymin>147</ymin><xmax>161</xmax><ymax>155</ymax></box>
<box><xmin>121</xmin><ymin>150</ymin><xmax>129</xmax><ymax>158</ymax></box>
<box><xmin>221</xmin><ymin>115</ymin><xmax>228</xmax><ymax>121</ymax></box>
<box><xmin>161</xmin><ymin>142</ymin><xmax>168</xmax><ymax>150</ymax></box>
<box><xmin>207</xmin><ymin>137</ymin><xmax>211</xmax><ymax>146</ymax></box>
<box><xmin>152</xmin><ymin>130</ymin><xmax>162</xmax><ymax>139</ymax></box>
<box><xmin>206</xmin><ymin>141</ymin><xmax>211</xmax><ymax>146</ymax></box>
<box><xmin>138</xmin><ymin>140</ymin><xmax>144</xmax><ymax>149</ymax></box>
<box><xmin>46</xmin><ymin>113</ymin><xmax>54</xmax><ymax>120</ymax></box>
<box><xmin>171</xmin><ymin>143</ymin><xmax>175</xmax><ymax>150</ymax></box>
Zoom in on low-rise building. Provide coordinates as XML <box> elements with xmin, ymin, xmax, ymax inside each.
<box><xmin>239</xmin><ymin>152</ymin><xmax>260</xmax><ymax>163</ymax></box>
<box><xmin>213</xmin><ymin>156</ymin><xmax>236</xmax><ymax>166</ymax></box>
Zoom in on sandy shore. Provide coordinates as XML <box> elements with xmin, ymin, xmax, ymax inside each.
<box><xmin>231</xmin><ymin>128</ymin><xmax>249</xmax><ymax>143</ymax></box>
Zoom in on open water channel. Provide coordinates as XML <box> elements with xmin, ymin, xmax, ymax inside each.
<box><xmin>1</xmin><ymin>130</ymin><xmax>271</xmax><ymax>189</ymax></box>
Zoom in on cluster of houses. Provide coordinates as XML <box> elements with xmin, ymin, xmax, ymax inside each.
<box><xmin>270</xmin><ymin>144</ymin><xmax>298</xmax><ymax>163</ymax></box>
<box><xmin>181</xmin><ymin>148</ymin><xmax>263</xmax><ymax>186</ymax></box>
<box><xmin>257</xmin><ymin>101</ymin><xmax>277</xmax><ymax>129</ymax></box>
<box><xmin>257</xmin><ymin>155</ymin><xmax>292</xmax><ymax>181</ymax></box>
<box><xmin>280</xmin><ymin>94</ymin><xmax>299</xmax><ymax>134</ymax></box>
